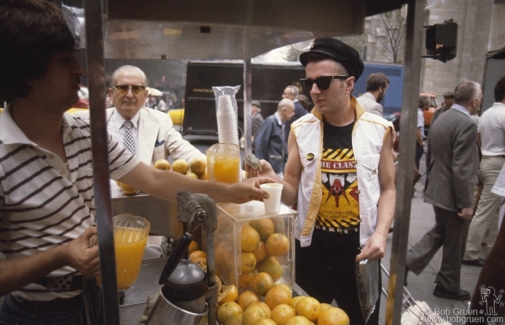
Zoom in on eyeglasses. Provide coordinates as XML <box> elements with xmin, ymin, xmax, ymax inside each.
<box><xmin>299</xmin><ymin>75</ymin><xmax>349</xmax><ymax>91</ymax></box>
<box><xmin>113</xmin><ymin>85</ymin><xmax>145</xmax><ymax>95</ymax></box>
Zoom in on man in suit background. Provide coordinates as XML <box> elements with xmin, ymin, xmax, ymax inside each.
<box><xmin>356</xmin><ymin>73</ymin><xmax>390</xmax><ymax>117</ymax></box>
<box><xmin>406</xmin><ymin>81</ymin><xmax>482</xmax><ymax>301</ymax></box>
<box><xmin>77</xmin><ymin>65</ymin><xmax>204</xmax><ymax>167</ymax></box>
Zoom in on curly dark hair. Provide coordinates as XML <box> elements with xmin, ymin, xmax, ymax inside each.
<box><xmin>494</xmin><ymin>76</ymin><xmax>505</xmax><ymax>103</ymax></box>
<box><xmin>0</xmin><ymin>0</ymin><xmax>75</xmax><ymax>102</ymax></box>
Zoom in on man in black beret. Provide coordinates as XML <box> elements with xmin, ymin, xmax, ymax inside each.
<box><xmin>247</xmin><ymin>37</ymin><xmax>396</xmax><ymax>325</ymax></box>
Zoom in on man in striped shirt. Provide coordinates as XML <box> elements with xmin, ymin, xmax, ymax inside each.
<box><xmin>0</xmin><ymin>1</ymin><xmax>271</xmax><ymax>323</ymax></box>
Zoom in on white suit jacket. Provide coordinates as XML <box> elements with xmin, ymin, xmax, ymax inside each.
<box><xmin>75</xmin><ymin>107</ymin><xmax>204</xmax><ymax>166</ymax></box>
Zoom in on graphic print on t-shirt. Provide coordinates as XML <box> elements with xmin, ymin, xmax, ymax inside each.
<box><xmin>317</xmin><ymin>120</ymin><xmax>360</xmax><ymax>230</ymax></box>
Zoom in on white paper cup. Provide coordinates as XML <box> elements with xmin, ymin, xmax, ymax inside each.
<box><xmin>260</xmin><ymin>183</ymin><xmax>283</xmax><ymax>214</ymax></box>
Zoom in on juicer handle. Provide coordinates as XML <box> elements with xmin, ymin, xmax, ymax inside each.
<box><xmin>158</xmin><ymin>232</ymin><xmax>192</xmax><ymax>285</ymax></box>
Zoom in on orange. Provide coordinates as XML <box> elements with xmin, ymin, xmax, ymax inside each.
<box><xmin>252</xmin><ymin>272</ymin><xmax>274</xmax><ymax>296</ymax></box>
<box><xmin>253</xmin><ymin>319</ymin><xmax>277</xmax><ymax>325</ymax></box>
<box><xmin>265</xmin><ymin>285</ymin><xmax>292</xmax><ymax>310</ymax></box>
<box><xmin>295</xmin><ymin>296</ymin><xmax>320</xmax><ymax>322</ymax></box>
<box><xmin>199</xmin><ymin>170</ymin><xmax>209</xmax><ymax>180</ymax></box>
<box><xmin>250</xmin><ymin>218</ymin><xmax>275</xmax><ymax>241</ymax></box>
<box><xmin>218</xmin><ymin>284</ymin><xmax>239</xmax><ymax>305</ymax></box>
<box><xmin>190</xmin><ymin>157</ymin><xmax>207</xmax><ymax>175</ymax></box>
<box><xmin>215</xmin><ymin>240</ymin><xmax>235</xmax><ymax>274</ymax></box>
<box><xmin>319</xmin><ymin>303</ymin><xmax>332</xmax><ymax>311</ymax></box>
<box><xmin>217</xmin><ymin>301</ymin><xmax>243</xmax><ymax>324</ymax></box>
<box><xmin>248</xmin><ymin>301</ymin><xmax>272</xmax><ymax>318</ymax></box>
<box><xmin>271</xmin><ymin>304</ymin><xmax>296</xmax><ymax>325</ymax></box>
<box><xmin>231</xmin><ymin>269</ymin><xmax>256</xmax><ymax>291</ymax></box>
<box><xmin>188</xmin><ymin>240</ymin><xmax>199</xmax><ymax>254</ymax></box>
<box><xmin>172</xmin><ymin>158</ymin><xmax>189</xmax><ymax>174</ymax></box>
<box><xmin>290</xmin><ymin>296</ymin><xmax>306</xmax><ymax>309</ymax></box>
<box><xmin>252</xmin><ymin>240</ymin><xmax>268</xmax><ymax>263</ymax></box>
<box><xmin>116</xmin><ymin>181</ymin><xmax>138</xmax><ymax>195</ymax></box>
<box><xmin>256</xmin><ymin>256</ymin><xmax>283</xmax><ymax>281</ymax></box>
<box><xmin>285</xmin><ymin>315</ymin><xmax>314</xmax><ymax>325</ymax></box>
<box><xmin>265</xmin><ymin>233</ymin><xmax>290</xmax><ymax>256</ymax></box>
<box><xmin>215</xmin><ymin>276</ymin><xmax>223</xmax><ymax>294</ymax></box>
<box><xmin>274</xmin><ymin>284</ymin><xmax>292</xmax><ymax>295</ymax></box>
<box><xmin>238</xmin><ymin>290</ymin><xmax>261</xmax><ymax>310</ymax></box>
<box><xmin>186</xmin><ymin>170</ymin><xmax>199</xmax><ymax>179</ymax></box>
<box><xmin>153</xmin><ymin>159</ymin><xmax>171</xmax><ymax>170</ymax></box>
<box><xmin>189</xmin><ymin>250</ymin><xmax>206</xmax><ymax>262</ymax></box>
<box><xmin>225</xmin><ymin>313</ymin><xmax>243</xmax><ymax>325</ymax></box>
<box><xmin>241</xmin><ymin>225</ymin><xmax>261</xmax><ymax>252</ymax></box>
<box><xmin>193</xmin><ymin>257</ymin><xmax>207</xmax><ymax>272</ymax></box>
<box><xmin>241</xmin><ymin>251</ymin><xmax>257</xmax><ymax>274</ymax></box>
<box><xmin>243</xmin><ymin>303</ymin><xmax>269</xmax><ymax>325</ymax></box>
<box><xmin>317</xmin><ymin>307</ymin><xmax>349</xmax><ymax>325</ymax></box>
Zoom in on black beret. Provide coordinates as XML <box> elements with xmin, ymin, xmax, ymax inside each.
<box><xmin>299</xmin><ymin>37</ymin><xmax>364</xmax><ymax>81</ymax></box>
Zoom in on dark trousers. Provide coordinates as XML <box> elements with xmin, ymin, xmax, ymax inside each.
<box><xmin>406</xmin><ymin>206</ymin><xmax>470</xmax><ymax>292</ymax></box>
<box><xmin>295</xmin><ymin>229</ymin><xmax>381</xmax><ymax>325</ymax></box>
<box><xmin>0</xmin><ymin>279</ymin><xmax>104</xmax><ymax>325</ymax></box>
<box><xmin>415</xmin><ymin>142</ymin><xmax>424</xmax><ymax>170</ymax></box>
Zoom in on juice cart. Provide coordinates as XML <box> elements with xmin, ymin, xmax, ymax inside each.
<box><xmin>79</xmin><ymin>0</ymin><xmax>425</xmax><ymax>324</ymax></box>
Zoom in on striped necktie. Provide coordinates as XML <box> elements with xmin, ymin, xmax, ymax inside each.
<box><xmin>123</xmin><ymin>120</ymin><xmax>136</xmax><ymax>155</ymax></box>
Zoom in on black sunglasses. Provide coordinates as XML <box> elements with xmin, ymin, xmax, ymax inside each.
<box><xmin>113</xmin><ymin>85</ymin><xmax>146</xmax><ymax>95</ymax></box>
<box><xmin>300</xmin><ymin>75</ymin><xmax>349</xmax><ymax>91</ymax></box>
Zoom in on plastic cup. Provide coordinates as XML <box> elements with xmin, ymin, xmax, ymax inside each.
<box><xmin>260</xmin><ymin>183</ymin><xmax>284</xmax><ymax>214</ymax></box>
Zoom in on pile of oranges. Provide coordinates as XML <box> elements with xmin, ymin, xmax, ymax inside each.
<box><xmin>214</xmin><ymin>219</ymin><xmax>290</xmax><ymax>291</ymax></box>
<box><xmin>217</xmin><ymin>282</ymin><xmax>350</xmax><ymax>325</ymax></box>
<box><xmin>117</xmin><ymin>157</ymin><xmax>208</xmax><ymax>194</ymax></box>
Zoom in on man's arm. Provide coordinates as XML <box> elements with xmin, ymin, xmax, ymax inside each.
<box><xmin>0</xmin><ymin>227</ymin><xmax>100</xmax><ymax>296</ymax></box>
<box><xmin>356</xmin><ymin>131</ymin><xmax>396</xmax><ymax>261</ymax></box>
<box><xmin>281</xmin><ymin>131</ymin><xmax>303</xmax><ymax>205</ymax></box>
<box><xmin>119</xmin><ymin>162</ymin><xmax>271</xmax><ymax>204</ymax></box>
<box><xmin>453</xmin><ymin>121</ymin><xmax>479</xmax><ymax>219</ymax></box>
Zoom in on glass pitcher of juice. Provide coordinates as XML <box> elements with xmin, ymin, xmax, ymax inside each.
<box><xmin>96</xmin><ymin>214</ymin><xmax>150</xmax><ymax>290</ymax></box>
<box><xmin>206</xmin><ymin>143</ymin><xmax>241</xmax><ymax>184</ymax></box>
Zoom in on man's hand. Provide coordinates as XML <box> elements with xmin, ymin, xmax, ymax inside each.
<box><xmin>356</xmin><ymin>232</ymin><xmax>387</xmax><ymax>262</ymax></box>
<box><xmin>226</xmin><ymin>176</ymin><xmax>277</xmax><ymax>203</ymax></box>
<box><xmin>458</xmin><ymin>207</ymin><xmax>473</xmax><ymax>220</ymax></box>
<box><xmin>61</xmin><ymin>226</ymin><xmax>101</xmax><ymax>277</ymax></box>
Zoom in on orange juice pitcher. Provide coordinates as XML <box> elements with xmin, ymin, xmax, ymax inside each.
<box><xmin>206</xmin><ymin>143</ymin><xmax>241</xmax><ymax>184</ymax></box>
<box><xmin>97</xmin><ymin>214</ymin><xmax>150</xmax><ymax>290</ymax></box>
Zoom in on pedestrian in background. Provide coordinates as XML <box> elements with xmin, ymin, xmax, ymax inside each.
<box><xmin>415</xmin><ymin>95</ymin><xmax>429</xmax><ymax>170</ymax></box>
<box><xmin>251</xmin><ymin>100</ymin><xmax>264</xmax><ymax>154</ymax></box>
<box><xmin>431</xmin><ymin>90</ymin><xmax>454</xmax><ymax>126</ymax></box>
<box><xmin>407</xmin><ymin>81</ymin><xmax>482</xmax><ymax>301</ymax></box>
<box><xmin>463</xmin><ymin>76</ymin><xmax>505</xmax><ymax>266</ymax></box>
<box><xmin>356</xmin><ymin>72</ymin><xmax>390</xmax><ymax>117</ymax></box>
<box><xmin>254</xmin><ymin>99</ymin><xmax>295</xmax><ymax>178</ymax></box>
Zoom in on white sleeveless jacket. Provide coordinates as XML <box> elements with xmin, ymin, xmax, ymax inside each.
<box><xmin>291</xmin><ymin>97</ymin><xmax>394</xmax><ymax>247</ymax></box>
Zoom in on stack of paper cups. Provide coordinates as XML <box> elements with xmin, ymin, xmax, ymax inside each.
<box><xmin>217</xmin><ymin>95</ymin><xmax>239</xmax><ymax>145</ymax></box>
